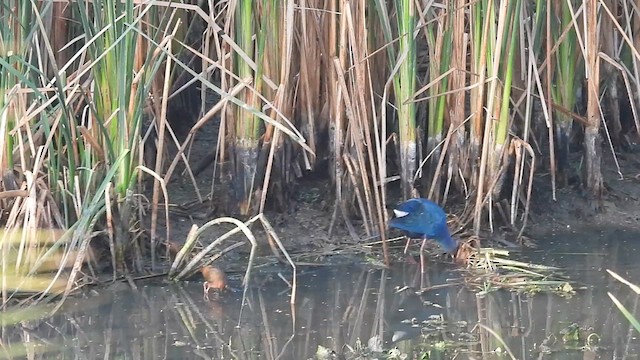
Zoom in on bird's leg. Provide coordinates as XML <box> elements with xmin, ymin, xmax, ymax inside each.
<box><xmin>203</xmin><ymin>282</ymin><xmax>210</xmax><ymax>301</ymax></box>
<box><xmin>402</xmin><ymin>237</ymin><xmax>418</xmax><ymax>264</ymax></box>
<box><xmin>403</xmin><ymin>238</ymin><xmax>412</xmax><ymax>254</ymax></box>
<box><xmin>419</xmin><ymin>237</ymin><xmax>427</xmax><ymax>274</ymax></box>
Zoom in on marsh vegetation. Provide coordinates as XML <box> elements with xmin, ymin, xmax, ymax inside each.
<box><xmin>2</xmin><ymin>0</ymin><xmax>640</xmax><ymax>357</ymax></box>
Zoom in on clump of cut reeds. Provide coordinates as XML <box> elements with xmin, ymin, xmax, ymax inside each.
<box><xmin>462</xmin><ymin>247</ymin><xmax>575</xmax><ymax>297</ymax></box>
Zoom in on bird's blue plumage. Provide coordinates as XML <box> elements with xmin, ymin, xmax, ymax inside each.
<box><xmin>389</xmin><ymin>198</ymin><xmax>458</xmax><ymax>253</ymax></box>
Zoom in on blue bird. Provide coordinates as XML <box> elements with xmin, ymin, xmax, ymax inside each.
<box><xmin>389</xmin><ymin>198</ymin><xmax>458</xmax><ymax>255</ymax></box>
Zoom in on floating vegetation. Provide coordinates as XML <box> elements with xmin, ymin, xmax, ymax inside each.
<box><xmin>461</xmin><ymin>247</ymin><xmax>576</xmax><ymax>297</ymax></box>
<box><xmin>536</xmin><ymin>323</ymin><xmax>601</xmax><ymax>356</ymax></box>
<box><xmin>315</xmin><ymin>323</ymin><xmax>475</xmax><ymax>360</ymax></box>
<box><xmin>314</xmin><ymin>317</ymin><xmax>498</xmax><ymax>359</ymax></box>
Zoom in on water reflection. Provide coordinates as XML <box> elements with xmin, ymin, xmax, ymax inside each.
<box><xmin>3</xmin><ymin>227</ymin><xmax>640</xmax><ymax>359</ymax></box>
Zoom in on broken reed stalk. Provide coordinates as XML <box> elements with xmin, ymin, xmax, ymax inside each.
<box><xmin>584</xmin><ymin>0</ymin><xmax>604</xmax><ymax>199</ymax></box>
<box><xmin>170</xmin><ymin>213</ymin><xmax>297</xmax><ymax>305</ymax></box>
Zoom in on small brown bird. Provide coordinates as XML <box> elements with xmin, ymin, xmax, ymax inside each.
<box><xmin>201</xmin><ymin>265</ymin><xmax>227</xmax><ymax>301</ymax></box>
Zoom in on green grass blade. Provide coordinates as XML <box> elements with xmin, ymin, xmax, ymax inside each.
<box><xmin>608</xmin><ymin>292</ymin><xmax>640</xmax><ymax>333</ymax></box>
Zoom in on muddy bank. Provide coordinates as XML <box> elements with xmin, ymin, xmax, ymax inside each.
<box><xmin>526</xmin><ymin>149</ymin><xmax>640</xmax><ymax>238</ymax></box>
<box><xmin>152</xmin><ymin>109</ymin><xmax>640</xmax><ymax>259</ymax></box>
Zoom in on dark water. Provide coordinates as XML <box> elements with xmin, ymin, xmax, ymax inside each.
<box><xmin>3</xmin><ymin>227</ymin><xmax>640</xmax><ymax>359</ymax></box>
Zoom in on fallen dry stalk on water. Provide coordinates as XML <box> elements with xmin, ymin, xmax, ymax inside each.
<box><xmin>461</xmin><ymin>247</ymin><xmax>574</xmax><ymax>297</ymax></box>
<box><xmin>169</xmin><ymin>213</ymin><xmax>297</xmax><ymax>306</ymax></box>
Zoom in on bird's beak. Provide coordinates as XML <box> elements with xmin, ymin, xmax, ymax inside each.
<box><xmin>393</xmin><ymin>209</ymin><xmax>409</xmax><ymax>218</ymax></box>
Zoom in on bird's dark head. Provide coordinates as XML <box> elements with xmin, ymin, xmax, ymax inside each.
<box><xmin>437</xmin><ymin>231</ymin><xmax>459</xmax><ymax>255</ymax></box>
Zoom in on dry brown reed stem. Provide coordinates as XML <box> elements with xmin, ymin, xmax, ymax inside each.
<box><xmin>149</xmin><ymin>20</ymin><xmax>179</xmax><ymax>269</ymax></box>
<box><xmin>334</xmin><ymin>56</ymin><xmax>371</xmax><ymax>235</ymax></box>
<box><xmin>337</xmin><ymin>2</ymin><xmax>391</xmax><ymax>261</ymax></box>
<box><xmin>485</xmin><ymin>0</ymin><xmax>510</xmax><ymax>233</ymax></box>
<box><xmin>105</xmin><ymin>182</ymin><xmax>117</xmax><ymax>281</ymax></box>
<box><xmin>331</xmin><ymin>57</ymin><xmax>350</xmax><ymax>240</ymax></box>
<box><xmin>596</xmin><ymin>54</ymin><xmax>625</xmax><ymax>179</ymax></box>
<box><xmin>600</xmin><ymin>1</ymin><xmax>640</xmax><ymax>172</ymax></box>
<box><xmin>545</xmin><ymin>1</ymin><xmax>557</xmax><ymax>202</ymax></box>
<box><xmin>164</xmin><ymin>79</ymin><xmax>250</xmax><ymax>183</ymax></box>
<box><xmin>345</xmin><ymin>2</ymin><xmax>378</xmax><ymax>236</ymax></box>
<box><xmin>171</xmin><ymin>213</ymin><xmax>296</xmax><ymax>305</ymax></box>
<box><xmin>137</xmin><ymin>165</ymin><xmax>170</xmax><ymax>247</ymax></box>
<box><xmin>447</xmin><ymin>0</ymin><xmax>468</xmax><ymax>201</ymax></box>
<box><xmin>257</xmin><ymin>1</ymin><xmax>297</xmax><ymax>213</ymax></box>
<box><xmin>584</xmin><ymin>0</ymin><xmax>603</xmax><ymax>198</ymax></box>
<box><xmin>297</xmin><ymin>2</ymin><xmax>322</xmax><ymax>168</ymax></box>
<box><xmin>428</xmin><ymin>123</ymin><xmax>454</xmax><ymax>202</ymax></box>
<box><xmin>601</xmin><ymin>53</ymin><xmax>640</xmax><ymax>137</ymax></box>
<box><xmin>343</xmin><ymin>154</ymin><xmax>369</xmax><ymax>228</ymax></box>
<box><xmin>328</xmin><ymin>2</ymin><xmax>350</xmax><ymax>238</ymax></box>
<box><xmin>258</xmin><ymin>108</ymin><xmax>282</xmax><ymax>215</ymax></box>
<box><xmin>470</xmin><ymin>0</ymin><xmax>493</xmax><ymax>236</ymax></box>
<box><xmin>509</xmin><ymin>138</ymin><xmax>535</xmax><ymax>238</ymax></box>
<box><xmin>0</xmin><ymin>190</ymin><xmax>28</xmax><ymax>199</ymax></box>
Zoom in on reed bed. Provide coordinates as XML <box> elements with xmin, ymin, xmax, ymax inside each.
<box><xmin>1</xmin><ymin>0</ymin><xmax>640</xmax><ymax>299</ymax></box>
